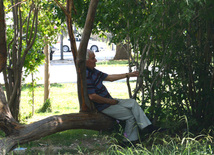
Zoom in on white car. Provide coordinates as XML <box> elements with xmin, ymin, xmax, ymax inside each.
<box><xmin>62</xmin><ymin>37</ymin><xmax>107</xmax><ymax>52</ymax></box>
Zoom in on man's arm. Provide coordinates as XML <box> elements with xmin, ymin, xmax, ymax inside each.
<box><xmin>88</xmin><ymin>93</ymin><xmax>119</xmax><ymax>105</ymax></box>
<box><xmin>104</xmin><ymin>71</ymin><xmax>139</xmax><ymax>82</ymax></box>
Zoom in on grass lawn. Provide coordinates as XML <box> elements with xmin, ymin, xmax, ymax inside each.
<box><xmin>20</xmin><ymin>81</ymin><xmax>133</xmax><ymax>123</ymax></box>
<box><xmin>96</xmin><ymin>59</ymin><xmax>129</xmax><ymax>66</ymax></box>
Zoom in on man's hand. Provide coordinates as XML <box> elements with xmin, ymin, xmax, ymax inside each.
<box><xmin>127</xmin><ymin>71</ymin><xmax>139</xmax><ymax>77</ymax></box>
<box><xmin>105</xmin><ymin>71</ymin><xmax>139</xmax><ymax>82</ymax></box>
<box><xmin>88</xmin><ymin>93</ymin><xmax>119</xmax><ymax>105</ymax></box>
<box><xmin>110</xmin><ymin>99</ymin><xmax>119</xmax><ymax>105</ymax></box>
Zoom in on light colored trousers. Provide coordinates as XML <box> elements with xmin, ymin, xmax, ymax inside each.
<box><xmin>102</xmin><ymin>99</ymin><xmax>151</xmax><ymax>141</ymax></box>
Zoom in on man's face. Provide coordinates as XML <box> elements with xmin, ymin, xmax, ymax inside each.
<box><xmin>86</xmin><ymin>52</ymin><xmax>97</xmax><ymax>69</ymax></box>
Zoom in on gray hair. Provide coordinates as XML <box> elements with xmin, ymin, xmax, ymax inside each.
<box><xmin>86</xmin><ymin>49</ymin><xmax>94</xmax><ymax>60</ymax></box>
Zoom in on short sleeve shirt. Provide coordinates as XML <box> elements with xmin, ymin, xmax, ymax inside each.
<box><xmin>86</xmin><ymin>67</ymin><xmax>112</xmax><ymax>111</ymax></box>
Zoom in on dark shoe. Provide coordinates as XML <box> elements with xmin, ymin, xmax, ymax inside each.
<box><xmin>118</xmin><ymin>141</ymin><xmax>131</xmax><ymax>147</ymax></box>
<box><xmin>118</xmin><ymin>140</ymin><xmax>140</xmax><ymax>147</ymax></box>
<box><xmin>147</xmin><ymin>125</ymin><xmax>167</xmax><ymax>134</ymax></box>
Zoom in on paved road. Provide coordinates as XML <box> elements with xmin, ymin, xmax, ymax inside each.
<box><xmin>27</xmin><ymin>63</ymin><xmax>129</xmax><ymax>84</ymax></box>
<box><xmin>0</xmin><ymin>50</ymin><xmax>134</xmax><ymax>84</ymax></box>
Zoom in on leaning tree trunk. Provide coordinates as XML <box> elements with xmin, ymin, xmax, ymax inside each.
<box><xmin>0</xmin><ymin>87</ymin><xmax>114</xmax><ymax>154</ymax></box>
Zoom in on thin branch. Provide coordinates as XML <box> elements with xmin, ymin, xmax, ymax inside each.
<box><xmin>8</xmin><ymin>0</ymin><xmax>27</xmax><ymax>10</ymax></box>
<box><xmin>17</xmin><ymin>4</ymin><xmax>22</xmax><ymax>65</ymax></box>
<box><xmin>21</xmin><ymin>8</ymin><xmax>38</xmax><ymax>64</ymax></box>
<box><xmin>132</xmin><ymin>41</ymin><xmax>151</xmax><ymax>99</ymax></box>
<box><xmin>54</xmin><ymin>0</ymin><xmax>69</xmax><ymax>17</ymax></box>
<box><xmin>26</xmin><ymin>5</ymin><xmax>33</xmax><ymax>44</ymax></box>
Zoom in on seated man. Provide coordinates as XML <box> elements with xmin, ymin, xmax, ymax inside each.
<box><xmin>86</xmin><ymin>49</ymin><xmax>157</xmax><ymax>143</ymax></box>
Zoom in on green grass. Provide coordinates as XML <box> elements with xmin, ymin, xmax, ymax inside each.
<box><xmin>97</xmin><ymin>60</ymin><xmax>129</xmax><ymax>66</ymax></box>
<box><xmin>20</xmin><ymin>81</ymin><xmax>133</xmax><ymax>123</ymax></box>
<box><xmin>20</xmin><ymin>83</ymin><xmax>79</xmax><ymax>123</ymax></box>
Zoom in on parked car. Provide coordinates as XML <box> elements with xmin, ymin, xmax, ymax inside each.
<box><xmin>62</xmin><ymin>37</ymin><xmax>107</xmax><ymax>52</ymax></box>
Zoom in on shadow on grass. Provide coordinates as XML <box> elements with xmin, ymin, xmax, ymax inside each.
<box><xmin>19</xmin><ymin>129</ymin><xmax>108</xmax><ymax>154</ymax></box>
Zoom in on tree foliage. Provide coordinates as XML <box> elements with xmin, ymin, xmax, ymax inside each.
<box><xmin>3</xmin><ymin>0</ymin><xmax>61</xmax><ymax>120</ymax></box>
<box><xmin>132</xmin><ymin>0</ymin><xmax>214</xmax><ymax>131</ymax></box>
<box><xmin>73</xmin><ymin>0</ymin><xmax>214</xmax><ymax>131</ymax></box>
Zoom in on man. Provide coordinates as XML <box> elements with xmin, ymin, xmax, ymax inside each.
<box><xmin>86</xmin><ymin>49</ymin><xmax>158</xmax><ymax>144</ymax></box>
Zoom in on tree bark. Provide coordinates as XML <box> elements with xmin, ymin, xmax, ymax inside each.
<box><xmin>114</xmin><ymin>43</ymin><xmax>129</xmax><ymax>60</ymax></box>
<box><xmin>0</xmin><ymin>0</ymin><xmax>7</xmax><ymax>72</ymax></box>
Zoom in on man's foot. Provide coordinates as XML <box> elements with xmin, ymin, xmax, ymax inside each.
<box><xmin>118</xmin><ymin>140</ymin><xmax>140</xmax><ymax>147</ymax></box>
<box><xmin>146</xmin><ymin>125</ymin><xmax>167</xmax><ymax>134</ymax></box>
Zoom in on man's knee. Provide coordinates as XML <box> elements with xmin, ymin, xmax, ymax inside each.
<box><xmin>129</xmin><ymin>99</ymin><xmax>138</xmax><ymax>104</ymax></box>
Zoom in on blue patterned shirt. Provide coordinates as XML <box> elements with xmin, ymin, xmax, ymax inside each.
<box><xmin>86</xmin><ymin>67</ymin><xmax>112</xmax><ymax>111</ymax></box>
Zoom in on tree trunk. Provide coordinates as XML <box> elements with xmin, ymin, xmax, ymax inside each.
<box><xmin>77</xmin><ymin>0</ymin><xmax>99</xmax><ymax>112</ymax></box>
<box><xmin>114</xmin><ymin>43</ymin><xmax>129</xmax><ymax>60</ymax></box>
<box><xmin>60</xmin><ymin>0</ymin><xmax>99</xmax><ymax>111</ymax></box>
<box><xmin>44</xmin><ymin>42</ymin><xmax>50</xmax><ymax>103</ymax></box>
<box><xmin>60</xmin><ymin>29</ymin><xmax>64</xmax><ymax>60</ymax></box>
<box><xmin>0</xmin><ymin>0</ymin><xmax>7</xmax><ymax>72</ymax></box>
<box><xmin>31</xmin><ymin>73</ymin><xmax>35</xmax><ymax>116</ymax></box>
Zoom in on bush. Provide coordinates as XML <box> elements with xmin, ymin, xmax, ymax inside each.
<box><xmin>38</xmin><ymin>99</ymin><xmax>52</xmax><ymax>113</ymax></box>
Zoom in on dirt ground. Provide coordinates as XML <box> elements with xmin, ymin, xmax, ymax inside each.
<box><xmin>10</xmin><ymin>136</ymin><xmax>113</xmax><ymax>155</ymax></box>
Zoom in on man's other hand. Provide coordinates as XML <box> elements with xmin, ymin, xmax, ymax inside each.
<box><xmin>110</xmin><ymin>99</ymin><xmax>119</xmax><ymax>105</ymax></box>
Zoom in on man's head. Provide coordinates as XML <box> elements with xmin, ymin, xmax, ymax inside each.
<box><xmin>86</xmin><ymin>49</ymin><xmax>97</xmax><ymax>69</ymax></box>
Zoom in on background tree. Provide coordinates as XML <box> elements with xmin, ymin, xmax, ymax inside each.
<box><xmin>3</xmin><ymin>0</ymin><xmax>62</xmax><ymax>121</ymax></box>
<box><xmin>2</xmin><ymin>0</ymin><xmax>39</xmax><ymax>121</ymax></box>
<box><xmin>114</xmin><ymin>43</ymin><xmax>129</xmax><ymax>60</ymax></box>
